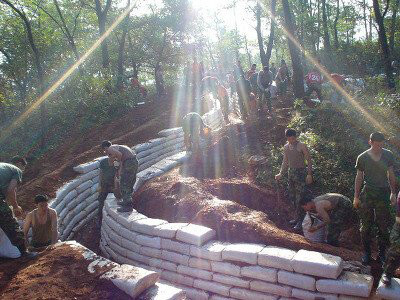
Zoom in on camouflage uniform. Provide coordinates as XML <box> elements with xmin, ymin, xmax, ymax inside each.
<box><xmin>288</xmin><ymin>167</ymin><xmax>307</xmax><ymax>221</ymax></box>
<box><xmin>97</xmin><ymin>158</ymin><xmax>117</xmax><ymax>222</ymax></box>
<box><xmin>119</xmin><ymin>157</ymin><xmax>138</xmax><ymax>206</ymax></box>
<box><xmin>0</xmin><ymin>194</ymin><xmax>26</xmax><ymax>254</ymax></box>
<box><xmin>359</xmin><ymin>186</ymin><xmax>393</xmax><ymax>248</ymax></box>
<box><xmin>326</xmin><ymin>196</ymin><xmax>357</xmax><ymax>245</ymax></box>
<box><xmin>383</xmin><ymin>222</ymin><xmax>400</xmax><ymax>277</ymax></box>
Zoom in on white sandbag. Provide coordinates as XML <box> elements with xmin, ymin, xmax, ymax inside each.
<box><xmin>110</xmin><ymin>242</ymin><xmax>128</xmax><ymax>257</ymax></box>
<box><xmin>161</xmin><ymin>250</ymin><xmax>189</xmax><ymax>266</ymax></box>
<box><xmin>291</xmin><ymin>288</ymin><xmax>338</xmax><ymax>300</ymax></box>
<box><xmin>160</xmin><ymin>260</ymin><xmax>178</xmax><ymax>272</ymax></box>
<box><xmin>126</xmin><ymin>249</ymin><xmax>151</xmax><ymax>265</ymax></box>
<box><xmin>316</xmin><ymin>271</ymin><xmax>373</xmax><ymax>297</ymax></box>
<box><xmin>167</xmin><ymin>152</ymin><xmax>189</xmax><ymax>164</ymax></box>
<box><xmin>148</xmin><ymin>138</ymin><xmax>165</xmax><ymax>147</ymax></box>
<box><xmin>73</xmin><ymin>161</ymin><xmax>100</xmax><ymax>174</ymax></box>
<box><xmin>136</xmin><ymin>235</ymin><xmax>162</xmax><ymax>249</ymax></box>
<box><xmin>158</xmin><ymin>127</ymin><xmax>183</xmax><ymax>137</ymax></box>
<box><xmin>211</xmin><ymin>261</ymin><xmax>241</xmax><ymax>277</ymax></box>
<box><xmin>131</xmin><ymin>218</ymin><xmax>168</xmax><ymax>235</ymax></box>
<box><xmin>121</xmin><ymin>238</ymin><xmax>141</xmax><ymax>253</ymax></box>
<box><xmin>241</xmin><ymin>266</ymin><xmax>277</xmax><ymax>283</ymax></box>
<box><xmin>139</xmin><ymin>246</ymin><xmax>162</xmax><ymax>259</ymax></box>
<box><xmin>137</xmin><ymin>166</ymin><xmax>164</xmax><ymax>181</ymax></box>
<box><xmin>153</xmin><ymin>223</ymin><xmax>189</xmax><ymax>239</ymax></box>
<box><xmin>54</xmin><ymin>189</ymin><xmax>77</xmax><ymax>211</ymax></box>
<box><xmin>230</xmin><ymin>288</ymin><xmax>279</xmax><ymax>300</ymax></box>
<box><xmin>376</xmin><ymin>277</ymin><xmax>400</xmax><ymax>300</ymax></box>
<box><xmin>92</xmin><ymin>176</ymin><xmax>99</xmax><ymax>185</ymax></box>
<box><xmin>66</xmin><ymin>188</ymin><xmax>91</xmax><ymax>211</ymax></box>
<box><xmin>172</xmin><ymin>284</ymin><xmax>209</xmax><ymax>300</ymax></box>
<box><xmin>177</xmin><ymin>265</ymin><xmax>212</xmax><ymax>281</ymax></box>
<box><xmin>190</xmin><ymin>241</ymin><xmax>228</xmax><ymax>261</ymax></box>
<box><xmin>118</xmin><ymin>211</ymin><xmax>147</xmax><ymax>230</ymax></box>
<box><xmin>152</xmin><ymin>159</ymin><xmax>179</xmax><ymax>172</ymax></box>
<box><xmin>161</xmin><ymin>270</ymin><xmax>194</xmax><ymax>287</ymax></box>
<box><xmin>91</xmin><ymin>183</ymin><xmax>99</xmax><ymax>194</ymax></box>
<box><xmin>213</xmin><ymin>273</ymin><xmax>250</xmax><ymax>288</ymax></box>
<box><xmin>55</xmin><ymin>178</ymin><xmax>83</xmax><ymax>204</ymax></box>
<box><xmin>176</xmin><ymin>223</ymin><xmax>216</xmax><ymax>246</ymax></box>
<box><xmin>137</xmin><ymin>282</ymin><xmax>186</xmax><ymax>300</ymax></box>
<box><xmin>79</xmin><ymin>169</ymin><xmax>100</xmax><ymax>182</ymax></box>
<box><xmin>194</xmin><ymin>279</ymin><xmax>231</xmax><ymax>297</ymax></box>
<box><xmin>222</xmin><ymin>243</ymin><xmax>265</xmax><ymax>265</ymax></box>
<box><xmin>258</xmin><ymin>246</ymin><xmax>296</xmax><ymax>272</ymax></box>
<box><xmin>292</xmin><ymin>249</ymin><xmax>343</xmax><ymax>279</ymax></box>
<box><xmin>250</xmin><ymin>280</ymin><xmax>292</xmax><ymax>297</ymax></box>
<box><xmin>0</xmin><ymin>227</ymin><xmax>21</xmax><ymax>258</ymax></box>
<box><xmin>101</xmin><ymin>264</ymin><xmax>160</xmax><ymax>299</ymax></box>
<box><xmin>134</xmin><ymin>142</ymin><xmax>152</xmax><ymax>153</ymax></box>
<box><xmin>161</xmin><ymin>239</ymin><xmax>190</xmax><ymax>255</ymax></box>
<box><xmin>188</xmin><ymin>257</ymin><xmax>211</xmax><ymax>271</ymax></box>
<box><xmin>277</xmin><ymin>270</ymin><xmax>316</xmax><ymax>291</ymax></box>
<box><xmin>302</xmin><ymin>213</ymin><xmax>326</xmax><ymax>243</ymax></box>
<box><xmin>119</xmin><ymin>227</ymin><xmax>138</xmax><ymax>243</ymax></box>
<box><xmin>76</xmin><ymin>180</ymin><xmax>93</xmax><ymax>194</ymax></box>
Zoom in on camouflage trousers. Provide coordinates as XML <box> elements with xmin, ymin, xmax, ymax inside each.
<box><xmin>0</xmin><ymin>196</ymin><xmax>26</xmax><ymax>254</ymax></box>
<box><xmin>383</xmin><ymin>222</ymin><xmax>400</xmax><ymax>277</ymax></box>
<box><xmin>327</xmin><ymin>197</ymin><xmax>357</xmax><ymax>245</ymax></box>
<box><xmin>120</xmin><ymin>158</ymin><xmax>138</xmax><ymax>206</ymax></box>
<box><xmin>97</xmin><ymin>183</ymin><xmax>113</xmax><ymax>223</ymax></box>
<box><xmin>358</xmin><ymin>186</ymin><xmax>394</xmax><ymax>248</ymax></box>
<box><xmin>288</xmin><ymin>168</ymin><xmax>307</xmax><ymax>221</ymax></box>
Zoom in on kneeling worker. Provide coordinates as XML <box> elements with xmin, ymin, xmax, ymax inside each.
<box><xmin>300</xmin><ymin>193</ymin><xmax>357</xmax><ymax>246</ymax></box>
<box><xmin>23</xmin><ymin>194</ymin><xmax>58</xmax><ymax>251</ymax></box>
<box><xmin>101</xmin><ymin>141</ymin><xmax>138</xmax><ymax>212</ymax></box>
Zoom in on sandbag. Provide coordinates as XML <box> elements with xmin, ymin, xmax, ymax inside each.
<box><xmin>302</xmin><ymin>212</ymin><xmax>326</xmax><ymax>243</ymax></box>
<box><xmin>0</xmin><ymin>227</ymin><xmax>21</xmax><ymax>258</ymax></box>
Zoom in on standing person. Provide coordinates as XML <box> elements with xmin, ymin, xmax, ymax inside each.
<box><xmin>246</xmin><ymin>64</ymin><xmax>257</xmax><ymax>80</ymax></box>
<box><xmin>236</xmin><ymin>74</ymin><xmax>252</xmax><ymax>121</ymax></box>
<box><xmin>300</xmin><ymin>193</ymin><xmax>357</xmax><ymax>246</ymax></box>
<box><xmin>182</xmin><ymin>112</ymin><xmax>211</xmax><ymax>154</ymax></box>
<box><xmin>96</xmin><ymin>157</ymin><xmax>118</xmax><ymax>225</ymax></box>
<box><xmin>305</xmin><ymin>65</ymin><xmax>323</xmax><ymax>101</ymax></box>
<box><xmin>275</xmin><ymin>129</ymin><xmax>313</xmax><ymax>231</ymax></box>
<box><xmin>247</xmin><ymin>64</ymin><xmax>259</xmax><ymax>99</ymax></box>
<box><xmin>257</xmin><ymin>65</ymin><xmax>274</xmax><ymax>114</ymax></box>
<box><xmin>354</xmin><ymin>132</ymin><xmax>397</xmax><ymax>265</ymax></box>
<box><xmin>101</xmin><ymin>141</ymin><xmax>139</xmax><ymax>213</ymax></box>
<box><xmin>276</xmin><ymin>60</ymin><xmax>291</xmax><ymax>95</ymax></box>
<box><xmin>0</xmin><ymin>157</ymin><xmax>31</xmax><ymax>257</ymax></box>
<box><xmin>381</xmin><ymin>191</ymin><xmax>400</xmax><ymax>286</ymax></box>
<box><xmin>228</xmin><ymin>73</ymin><xmax>236</xmax><ymax>97</ymax></box>
<box><xmin>216</xmin><ymin>80</ymin><xmax>230</xmax><ymax>124</ymax></box>
<box><xmin>23</xmin><ymin>195</ymin><xmax>58</xmax><ymax>251</ymax></box>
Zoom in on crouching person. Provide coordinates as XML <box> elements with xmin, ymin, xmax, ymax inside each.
<box><xmin>23</xmin><ymin>195</ymin><xmax>58</xmax><ymax>251</ymax></box>
<box><xmin>301</xmin><ymin>193</ymin><xmax>357</xmax><ymax>246</ymax></box>
<box><xmin>381</xmin><ymin>191</ymin><xmax>400</xmax><ymax>287</ymax></box>
<box><xmin>101</xmin><ymin>141</ymin><xmax>138</xmax><ymax>213</ymax></box>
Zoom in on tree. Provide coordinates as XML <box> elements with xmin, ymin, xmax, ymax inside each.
<box><xmin>281</xmin><ymin>0</ymin><xmax>304</xmax><ymax>97</ymax></box>
<box><xmin>94</xmin><ymin>0</ymin><xmax>112</xmax><ymax>68</ymax></box>
<box><xmin>389</xmin><ymin>0</ymin><xmax>399</xmax><ymax>53</ymax></box>
<box><xmin>255</xmin><ymin>2</ymin><xmax>268</xmax><ymax>67</ymax></box>
<box><xmin>116</xmin><ymin>0</ymin><xmax>131</xmax><ymax>90</ymax></box>
<box><xmin>372</xmin><ymin>0</ymin><xmax>395</xmax><ymax>89</ymax></box>
<box><xmin>265</xmin><ymin>0</ymin><xmax>276</xmax><ymax>65</ymax></box>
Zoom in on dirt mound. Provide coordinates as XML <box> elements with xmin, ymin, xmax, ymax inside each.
<box><xmin>134</xmin><ymin>170</ymin><xmax>361</xmax><ymax>261</ymax></box>
<box><xmin>0</xmin><ymin>244</ymin><xmax>130</xmax><ymax>300</ymax></box>
<box><xmin>17</xmin><ymin>97</ymin><xmax>173</xmax><ymax>212</ymax></box>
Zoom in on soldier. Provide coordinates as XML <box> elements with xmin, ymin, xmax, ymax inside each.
<box><xmin>381</xmin><ymin>191</ymin><xmax>400</xmax><ymax>286</ymax></box>
<box><xmin>300</xmin><ymin>193</ymin><xmax>357</xmax><ymax>246</ymax></box>
<box><xmin>101</xmin><ymin>141</ymin><xmax>138</xmax><ymax>213</ymax></box>
<box><xmin>354</xmin><ymin>132</ymin><xmax>397</xmax><ymax>265</ymax></box>
<box><xmin>96</xmin><ymin>157</ymin><xmax>118</xmax><ymax>225</ymax></box>
<box><xmin>275</xmin><ymin>129</ymin><xmax>313</xmax><ymax>231</ymax></box>
<box><xmin>0</xmin><ymin>156</ymin><xmax>34</xmax><ymax>257</ymax></box>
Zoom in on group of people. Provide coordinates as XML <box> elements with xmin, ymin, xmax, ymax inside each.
<box><xmin>275</xmin><ymin>129</ymin><xmax>399</xmax><ymax>286</ymax></box>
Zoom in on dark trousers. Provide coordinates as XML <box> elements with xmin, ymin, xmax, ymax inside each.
<box><xmin>0</xmin><ymin>198</ymin><xmax>26</xmax><ymax>254</ymax></box>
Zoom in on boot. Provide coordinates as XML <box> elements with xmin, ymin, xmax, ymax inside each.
<box><xmin>381</xmin><ymin>273</ymin><xmax>392</xmax><ymax>287</ymax></box>
<box><xmin>361</xmin><ymin>242</ymin><xmax>371</xmax><ymax>265</ymax></box>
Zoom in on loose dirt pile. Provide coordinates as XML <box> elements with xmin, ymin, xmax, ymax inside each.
<box><xmin>133</xmin><ymin>169</ymin><xmax>361</xmax><ymax>261</ymax></box>
<box><xmin>0</xmin><ymin>244</ymin><xmax>131</xmax><ymax>300</ymax></box>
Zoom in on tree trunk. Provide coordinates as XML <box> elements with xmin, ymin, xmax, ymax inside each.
<box><xmin>372</xmin><ymin>0</ymin><xmax>395</xmax><ymax>89</ymax></box>
<box><xmin>390</xmin><ymin>0</ymin><xmax>399</xmax><ymax>53</ymax></box>
<box><xmin>333</xmin><ymin>0</ymin><xmax>340</xmax><ymax>49</ymax></box>
<box><xmin>95</xmin><ymin>0</ymin><xmax>112</xmax><ymax>68</ymax></box>
<box><xmin>256</xmin><ymin>3</ymin><xmax>268</xmax><ymax>67</ymax></box>
<box><xmin>244</xmin><ymin>36</ymin><xmax>252</xmax><ymax>66</ymax></box>
<box><xmin>265</xmin><ymin>0</ymin><xmax>276</xmax><ymax>65</ymax></box>
<box><xmin>281</xmin><ymin>0</ymin><xmax>304</xmax><ymax>97</ymax></box>
<box><xmin>1</xmin><ymin>0</ymin><xmax>47</xmax><ymax>146</ymax></box>
<box><xmin>321</xmin><ymin>0</ymin><xmax>331</xmax><ymax>52</ymax></box>
<box><xmin>363</xmin><ymin>0</ymin><xmax>369</xmax><ymax>40</ymax></box>
<box><xmin>116</xmin><ymin>0</ymin><xmax>130</xmax><ymax>90</ymax></box>
<box><xmin>317</xmin><ymin>0</ymin><xmax>321</xmax><ymax>51</ymax></box>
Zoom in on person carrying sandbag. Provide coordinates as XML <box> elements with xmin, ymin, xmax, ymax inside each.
<box><xmin>101</xmin><ymin>141</ymin><xmax>138</xmax><ymax>213</ymax></box>
<box><xmin>300</xmin><ymin>193</ymin><xmax>357</xmax><ymax>246</ymax></box>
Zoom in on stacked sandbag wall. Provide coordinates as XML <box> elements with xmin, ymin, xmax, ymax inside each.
<box><xmin>100</xmin><ymin>196</ymin><xmax>375</xmax><ymax>300</ymax></box>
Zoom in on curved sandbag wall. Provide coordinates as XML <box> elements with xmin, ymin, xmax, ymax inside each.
<box><xmin>48</xmin><ymin>103</ymin><xmax>398</xmax><ymax>299</ymax></box>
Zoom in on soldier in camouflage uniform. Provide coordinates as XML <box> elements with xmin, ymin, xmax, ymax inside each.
<box><xmin>101</xmin><ymin>141</ymin><xmax>138</xmax><ymax>213</ymax></box>
<box><xmin>0</xmin><ymin>157</ymin><xmax>28</xmax><ymax>256</ymax></box>
<box><xmin>301</xmin><ymin>193</ymin><xmax>357</xmax><ymax>246</ymax></box>
<box><xmin>381</xmin><ymin>192</ymin><xmax>400</xmax><ymax>286</ymax></box>
<box><xmin>354</xmin><ymin>132</ymin><xmax>397</xmax><ymax>265</ymax></box>
<box><xmin>275</xmin><ymin>129</ymin><xmax>313</xmax><ymax>231</ymax></box>
<box><xmin>97</xmin><ymin>157</ymin><xmax>118</xmax><ymax>225</ymax></box>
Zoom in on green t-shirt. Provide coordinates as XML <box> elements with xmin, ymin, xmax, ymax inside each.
<box><xmin>0</xmin><ymin>163</ymin><xmax>23</xmax><ymax>197</ymax></box>
<box><xmin>99</xmin><ymin>158</ymin><xmax>116</xmax><ymax>186</ymax></box>
<box><xmin>355</xmin><ymin>149</ymin><xmax>394</xmax><ymax>188</ymax></box>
